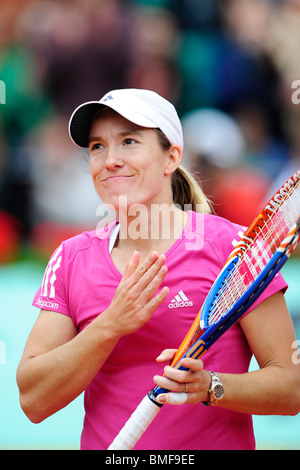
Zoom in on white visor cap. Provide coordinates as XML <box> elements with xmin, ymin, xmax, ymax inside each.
<box><xmin>68</xmin><ymin>88</ymin><xmax>183</xmax><ymax>149</ymax></box>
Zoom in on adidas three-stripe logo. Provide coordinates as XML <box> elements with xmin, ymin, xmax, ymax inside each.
<box><xmin>168</xmin><ymin>290</ymin><xmax>193</xmax><ymax>309</ymax></box>
<box><xmin>41</xmin><ymin>245</ymin><xmax>62</xmax><ymax>299</ymax></box>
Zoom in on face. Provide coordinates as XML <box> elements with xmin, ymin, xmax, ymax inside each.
<box><xmin>88</xmin><ymin>109</ymin><xmax>181</xmax><ymax>212</ymax></box>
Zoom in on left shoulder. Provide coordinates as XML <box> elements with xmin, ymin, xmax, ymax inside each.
<box><xmin>191</xmin><ymin>210</ymin><xmax>246</xmax><ymax>244</ymax></box>
<box><xmin>190</xmin><ymin>211</ymin><xmax>246</xmax><ymax>264</ymax></box>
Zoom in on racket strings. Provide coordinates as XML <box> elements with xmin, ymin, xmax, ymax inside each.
<box><xmin>261</xmin><ymin>183</ymin><xmax>300</xmax><ymax>250</ymax></box>
<box><xmin>208</xmin><ymin>181</ymin><xmax>300</xmax><ymax>325</ymax></box>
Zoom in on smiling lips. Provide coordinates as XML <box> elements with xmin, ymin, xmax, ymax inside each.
<box><xmin>103</xmin><ymin>174</ymin><xmax>136</xmax><ymax>182</ymax></box>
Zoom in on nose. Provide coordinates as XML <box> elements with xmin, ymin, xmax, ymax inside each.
<box><xmin>105</xmin><ymin>147</ymin><xmax>124</xmax><ymax>170</ymax></box>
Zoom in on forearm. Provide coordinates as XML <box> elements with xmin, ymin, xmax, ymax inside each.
<box><xmin>17</xmin><ymin>314</ymin><xmax>120</xmax><ymax>423</ymax></box>
<box><xmin>219</xmin><ymin>365</ymin><xmax>300</xmax><ymax>416</ymax></box>
<box><xmin>154</xmin><ymin>351</ymin><xmax>300</xmax><ymax>416</ymax></box>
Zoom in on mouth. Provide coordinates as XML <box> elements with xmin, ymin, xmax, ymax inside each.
<box><xmin>103</xmin><ymin>174</ymin><xmax>136</xmax><ymax>182</ymax></box>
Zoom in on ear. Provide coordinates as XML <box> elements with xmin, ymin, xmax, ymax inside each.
<box><xmin>164</xmin><ymin>145</ymin><xmax>183</xmax><ymax>176</ymax></box>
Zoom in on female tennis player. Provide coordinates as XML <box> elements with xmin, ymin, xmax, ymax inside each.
<box><xmin>17</xmin><ymin>89</ymin><xmax>300</xmax><ymax>450</ymax></box>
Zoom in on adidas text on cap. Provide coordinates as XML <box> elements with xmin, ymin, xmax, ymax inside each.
<box><xmin>68</xmin><ymin>88</ymin><xmax>183</xmax><ymax>149</ymax></box>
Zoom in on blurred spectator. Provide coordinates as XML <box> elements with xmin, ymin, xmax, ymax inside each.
<box><xmin>220</xmin><ymin>0</ymin><xmax>272</xmax><ymax>51</ymax></box>
<box><xmin>128</xmin><ymin>56</ymin><xmax>181</xmax><ymax>105</ymax></box>
<box><xmin>22</xmin><ymin>114</ymin><xmax>108</xmax><ymax>257</ymax></box>
<box><xmin>0</xmin><ymin>0</ymin><xmax>54</xmax><ymax>245</ymax></box>
<box><xmin>171</xmin><ymin>0</ymin><xmax>220</xmax><ymax>30</ymax></box>
<box><xmin>18</xmin><ymin>0</ymin><xmax>134</xmax><ymax>116</ymax></box>
<box><xmin>211</xmin><ymin>167</ymin><xmax>270</xmax><ymax>226</ymax></box>
<box><xmin>129</xmin><ymin>4</ymin><xmax>178</xmax><ymax>60</ymax></box>
<box><xmin>25</xmin><ymin>116</ymin><xmax>100</xmax><ymax>226</ymax></box>
<box><xmin>181</xmin><ymin>107</ymin><xmax>269</xmax><ymax>226</ymax></box>
<box><xmin>0</xmin><ymin>0</ymin><xmax>134</xmax><ymax>261</ymax></box>
<box><xmin>0</xmin><ymin>0</ymin><xmax>298</xmax><ymax>261</ymax></box>
<box><xmin>182</xmin><ymin>108</ymin><xmax>245</xmax><ymax>170</ymax></box>
<box><xmin>233</xmin><ymin>101</ymin><xmax>290</xmax><ymax>180</ymax></box>
<box><xmin>181</xmin><ymin>106</ymin><xmax>272</xmax><ymax>226</ymax></box>
<box><xmin>265</xmin><ymin>0</ymin><xmax>300</xmax><ymax>159</ymax></box>
<box><xmin>267</xmin><ymin>0</ymin><xmax>300</xmax><ymax>87</ymax></box>
<box><xmin>216</xmin><ymin>0</ymin><xmax>282</xmax><ymax>118</ymax></box>
<box><xmin>127</xmin><ymin>5</ymin><xmax>181</xmax><ymax>103</ymax></box>
<box><xmin>173</xmin><ymin>0</ymin><xmax>284</xmax><ymax>124</ymax></box>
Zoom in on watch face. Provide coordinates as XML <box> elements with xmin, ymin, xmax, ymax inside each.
<box><xmin>212</xmin><ymin>384</ymin><xmax>224</xmax><ymax>400</ymax></box>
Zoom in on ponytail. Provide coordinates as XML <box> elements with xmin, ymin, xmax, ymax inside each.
<box><xmin>171</xmin><ymin>166</ymin><xmax>212</xmax><ymax>214</ymax></box>
<box><xmin>156</xmin><ymin>128</ymin><xmax>212</xmax><ymax>214</ymax></box>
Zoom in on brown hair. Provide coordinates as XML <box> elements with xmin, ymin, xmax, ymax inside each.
<box><xmin>156</xmin><ymin>129</ymin><xmax>212</xmax><ymax>214</ymax></box>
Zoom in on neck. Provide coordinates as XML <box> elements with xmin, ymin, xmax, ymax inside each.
<box><xmin>115</xmin><ymin>203</ymin><xmax>188</xmax><ymax>255</ymax></box>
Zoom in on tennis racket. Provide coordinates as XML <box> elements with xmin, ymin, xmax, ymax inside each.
<box><xmin>108</xmin><ymin>169</ymin><xmax>300</xmax><ymax>450</ymax></box>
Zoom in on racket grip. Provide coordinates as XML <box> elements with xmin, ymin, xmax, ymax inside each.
<box><xmin>108</xmin><ymin>392</ymin><xmax>162</xmax><ymax>450</ymax></box>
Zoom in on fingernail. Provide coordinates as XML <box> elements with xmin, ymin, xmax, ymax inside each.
<box><xmin>156</xmin><ymin>354</ymin><xmax>164</xmax><ymax>361</ymax></box>
<box><xmin>157</xmin><ymin>394</ymin><xmax>167</xmax><ymax>404</ymax></box>
<box><xmin>156</xmin><ymin>353</ymin><xmax>168</xmax><ymax>361</ymax></box>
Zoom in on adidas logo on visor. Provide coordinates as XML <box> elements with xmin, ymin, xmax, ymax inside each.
<box><xmin>168</xmin><ymin>290</ymin><xmax>193</xmax><ymax>309</ymax></box>
<box><xmin>103</xmin><ymin>95</ymin><xmax>113</xmax><ymax>102</ymax></box>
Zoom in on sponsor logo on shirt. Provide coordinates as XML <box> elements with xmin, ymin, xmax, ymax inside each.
<box><xmin>168</xmin><ymin>290</ymin><xmax>193</xmax><ymax>309</ymax></box>
<box><xmin>36</xmin><ymin>298</ymin><xmax>59</xmax><ymax>310</ymax></box>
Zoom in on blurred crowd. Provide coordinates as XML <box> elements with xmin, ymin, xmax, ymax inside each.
<box><xmin>0</xmin><ymin>0</ymin><xmax>300</xmax><ymax>262</ymax></box>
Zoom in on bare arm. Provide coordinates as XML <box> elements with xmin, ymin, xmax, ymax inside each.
<box><xmin>154</xmin><ymin>292</ymin><xmax>300</xmax><ymax>416</ymax></box>
<box><xmin>221</xmin><ymin>291</ymin><xmax>300</xmax><ymax>415</ymax></box>
<box><xmin>17</xmin><ymin>251</ymin><xmax>169</xmax><ymax>423</ymax></box>
<box><xmin>16</xmin><ymin>309</ymin><xmax>120</xmax><ymax>422</ymax></box>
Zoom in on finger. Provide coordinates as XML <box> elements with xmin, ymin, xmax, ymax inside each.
<box><xmin>156</xmin><ymin>349</ymin><xmax>177</xmax><ymax>363</ymax></box>
<box><xmin>156</xmin><ymin>364</ymin><xmax>202</xmax><ymax>391</ymax></box>
<box><xmin>157</xmin><ymin>392</ymin><xmax>188</xmax><ymax>405</ymax></box>
<box><xmin>133</xmin><ymin>251</ymin><xmax>160</xmax><ymax>281</ymax></box>
<box><xmin>153</xmin><ymin>373</ymin><xmax>187</xmax><ymax>393</ymax></box>
<box><xmin>133</xmin><ymin>253</ymin><xmax>166</xmax><ymax>290</ymax></box>
<box><xmin>141</xmin><ymin>285</ymin><xmax>169</xmax><ymax>317</ymax></box>
<box><xmin>122</xmin><ymin>251</ymin><xmax>140</xmax><ymax>279</ymax></box>
<box><xmin>122</xmin><ymin>251</ymin><xmax>160</xmax><ymax>284</ymax></box>
<box><xmin>180</xmin><ymin>357</ymin><xmax>204</xmax><ymax>372</ymax></box>
<box><xmin>141</xmin><ymin>264</ymin><xmax>168</xmax><ymax>299</ymax></box>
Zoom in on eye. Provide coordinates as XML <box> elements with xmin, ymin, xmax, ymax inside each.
<box><xmin>123</xmin><ymin>138</ymin><xmax>137</xmax><ymax>145</ymax></box>
<box><xmin>90</xmin><ymin>142</ymin><xmax>104</xmax><ymax>152</ymax></box>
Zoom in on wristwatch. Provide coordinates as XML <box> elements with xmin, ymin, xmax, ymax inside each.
<box><xmin>202</xmin><ymin>371</ymin><xmax>224</xmax><ymax>406</ymax></box>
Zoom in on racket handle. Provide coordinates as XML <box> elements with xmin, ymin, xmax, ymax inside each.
<box><xmin>108</xmin><ymin>392</ymin><xmax>162</xmax><ymax>450</ymax></box>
